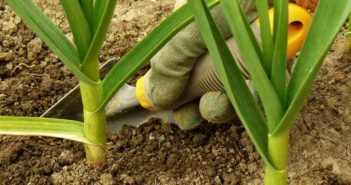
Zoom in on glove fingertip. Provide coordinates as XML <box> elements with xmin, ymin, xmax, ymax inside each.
<box><xmin>173</xmin><ymin>101</ymin><xmax>203</xmax><ymax>130</ymax></box>
<box><xmin>199</xmin><ymin>92</ymin><xmax>235</xmax><ymax>124</ymax></box>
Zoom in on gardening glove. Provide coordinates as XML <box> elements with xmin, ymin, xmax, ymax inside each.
<box><xmin>136</xmin><ymin>1</ymin><xmax>258</xmax><ymax>130</ymax></box>
<box><xmin>136</xmin><ymin>1</ymin><xmax>312</xmax><ymax>130</ymax></box>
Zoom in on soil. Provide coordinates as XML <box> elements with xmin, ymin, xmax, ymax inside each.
<box><xmin>0</xmin><ymin>0</ymin><xmax>171</xmax><ymax>116</ymax></box>
<box><xmin>0</xmin><ymin>0</ymin><xmax>350</xmax><ymax>184</ymax></box>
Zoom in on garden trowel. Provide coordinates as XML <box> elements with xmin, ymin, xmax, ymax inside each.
<box><xmin>40</xmin><ymin>45</ymin><xmax>240</xmax><ymax>132</ymax></box>
<box><xmin>41</xmin><ymin>32</ymin><xmax>257</xmax><ymax>131</ymax></box>
<box><xmin>41</xmin><ymin>58</ymin><xmax>175</xmax><ymax>132</ymax></box>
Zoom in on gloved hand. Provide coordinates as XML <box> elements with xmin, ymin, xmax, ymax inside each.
<box><xmin>137</xmin><ymin>0</ymin><xmax>315</xmax><ymax>130</ymax></box>
<box><xmin>135</xmin><ymin>0</ymin><xmax>257</xmax><ymax>130</ymax></box>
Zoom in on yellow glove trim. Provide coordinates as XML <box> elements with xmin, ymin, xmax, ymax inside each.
<box><xmin>136</xmin><ymin>76</ymin><xmax>159</xmax><ymax>111</ymax></box>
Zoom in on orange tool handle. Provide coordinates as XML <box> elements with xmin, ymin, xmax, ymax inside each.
<box><xmin>260</xmin><ymin>2</ymin><xmax>312</xmax><ymax>60</ymax></box>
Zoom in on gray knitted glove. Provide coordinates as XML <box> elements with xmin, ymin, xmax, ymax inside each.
<box><xmin>140</xmin><ymin>1</ymin><xmax>258</xmax><ymax>130</ymax></box>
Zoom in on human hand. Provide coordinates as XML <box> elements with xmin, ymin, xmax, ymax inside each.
<box><xmin>136</xmin><ymin>0</ymin><xmax>257</xmax><ymax>130</ymax></box>
<box><xmin>136</xmin><ymin>0</ymin><xmax>312</xmax><ymax>130</ymax></box>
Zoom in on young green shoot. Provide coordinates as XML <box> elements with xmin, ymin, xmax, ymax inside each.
<box><xmin>0</xmin><ymin>0</ymin><xmax>221</xmax><ymax>167</ymax></box>
<box><xmin>186</xmin><ymin>0</ymin><xmax>351</xmax><ymax>184</ymax></box>
<box><xmin>2</xmin><ymin>0</ymin><xmax>350</xmax><ymax>182</ymax></box>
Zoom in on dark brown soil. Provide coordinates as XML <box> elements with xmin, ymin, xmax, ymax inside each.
<box><xmin>0</xmin><ymin>0</ymin><xmax>350</xmax><ymax>184</ymax></box>
<box><xmin>0</xmin><ymin>119</ymin><xmax>263</xmax><ymax>185</ymax></box>
<box><xmin>0</xmin><ymin>0</ymin><xmax>172</xmax><ymax>116</ymax></box>
<box><xmin>0</xmin><ymin>0</ymin><xmax>78</xmax><ymax>116</ymax></box>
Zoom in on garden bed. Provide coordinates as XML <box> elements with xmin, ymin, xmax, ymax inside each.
<box><xmin>0</xmin><ymin>0</ymin><xmax>350</xmax><ymax>184</ymax></box>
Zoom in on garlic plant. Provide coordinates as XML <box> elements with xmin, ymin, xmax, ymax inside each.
<box><xmin>186</xmin><ymin>0</ymin><xmax>351</xmax><ymax>183</ymax></box>
<box><xmin>0</xmin><ymin>0</ymin><xmax>220</xmax><ymax>167</ymax></box>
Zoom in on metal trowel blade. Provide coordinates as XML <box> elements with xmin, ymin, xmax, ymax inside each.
<box><xmin>106</xmin><ymin>106</ymin><xmax>174</xmax><ymax>131</ymax></box>
<box><xmin>41</xmin><ymin>60</ymin><xmax>175</xmax><ymax>131</ymax></box>
<box><xmin>41</xmin><ymin>83</ymin><xmax>175</xmax><ymax>131</ymax></box>
<box><xmin>104</xmin><ymin>83</ymin><xmax>175</xmax><ymax>130</ymax></box>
